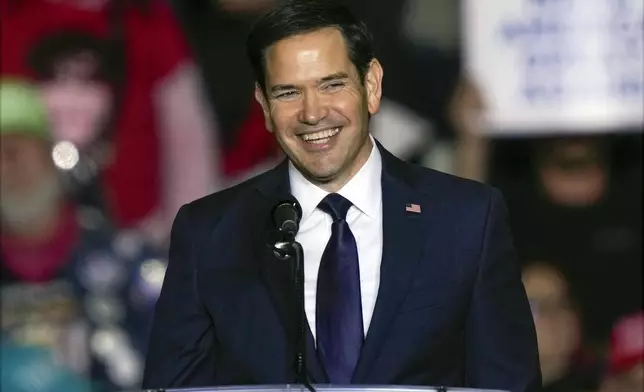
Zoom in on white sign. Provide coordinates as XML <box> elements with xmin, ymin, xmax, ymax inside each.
<box><xmin>464</xmin><ymin>0</ymin><xmax>644</xmax><ymax>135</ymax></box>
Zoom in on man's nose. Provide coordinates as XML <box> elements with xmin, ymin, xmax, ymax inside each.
<box><xmin>298</xmin><ymin>92</ymin><xmax>328</xmax><ymax>125</ymax></box>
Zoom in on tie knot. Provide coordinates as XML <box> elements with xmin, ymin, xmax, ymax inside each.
<box><xmin>318</xmin><ymin>193</ymin><xmax>352</xmax><ymax>221</ymax></box>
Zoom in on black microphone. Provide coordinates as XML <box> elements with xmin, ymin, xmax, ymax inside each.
<box><xmin>272</xmin><ymin>198</ymin><xmax>302</xmax><ymax>241</ymax></box>
<box><xmin>269</xmin><ymin>197</ymin><xmax>314</xmax><ymax>391</ymax></box>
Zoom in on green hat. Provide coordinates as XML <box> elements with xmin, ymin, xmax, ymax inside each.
<box><xmin>0</xmin><ymin>78</ymin><xmax>49</xmax><ymax>139</ymax></box>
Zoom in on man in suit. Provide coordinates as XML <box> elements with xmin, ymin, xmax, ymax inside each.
<box><xmin>142</xmin><ymin>1</ymin><xmax>541</xmax><ymax>391</ymax></box>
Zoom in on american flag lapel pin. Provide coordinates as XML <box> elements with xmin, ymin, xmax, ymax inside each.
<box><xmin>405</xmin><ymin>203</ymin><xmax>421</xmax><ymax>214</ymax></box>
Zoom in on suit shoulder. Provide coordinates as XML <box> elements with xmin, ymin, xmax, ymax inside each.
<box><xmin>412</xmin><ymin>164</ymin><xmax>498</xmax><ymax>204</ymax></box>
<box><xmin>179</xmin><ymin>169</ymin><xmax>273</xmax><ymax>224</ymax></box>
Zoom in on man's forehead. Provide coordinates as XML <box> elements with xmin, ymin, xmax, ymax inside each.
<box><xmin>270</xmin><ymin>27</ymin><xmax>345</xmax><ymax>52</ymax></box>
<box><xmin>264</xmin><ymin>28</ymin><xmax>352</xmax><ymax>73</ymax></box>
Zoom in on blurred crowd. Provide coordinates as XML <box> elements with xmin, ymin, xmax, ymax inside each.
<box><xmin>0</xmin><ymin>0</ymin><xmax>641</xmax><ymax>391</ymax></box>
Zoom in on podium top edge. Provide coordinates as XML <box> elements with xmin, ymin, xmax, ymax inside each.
<box><xmin>135</xmin><ymin>385</ymin><xmax>509</xmax><ymax>392</ymax></box>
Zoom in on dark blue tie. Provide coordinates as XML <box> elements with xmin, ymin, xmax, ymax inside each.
<box><xmin>316</xmin><ymin>193</ymin><xmax>364</xmax><ymax>384</ymax></box>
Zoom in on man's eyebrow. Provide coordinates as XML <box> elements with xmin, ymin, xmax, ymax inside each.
<box><xmin>318</xmin><ymin>72</ymin><xmax>350</xmax><ymax>83</ymax></box>
<box><xmin>269</xmin><ymin>72</ymin><xmax>350</xmax><ymax>94</ymax></box>
<box><xmin>270</xmin><ymin>84</ymin><xmax>298</xmax><ymax>94</ymax></box>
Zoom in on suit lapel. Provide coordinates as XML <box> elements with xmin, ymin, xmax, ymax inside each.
<box><xmin>252</xmin><ymin>161</ymin><xmax>328</xmax><ymax>383</ymax></box>
<box><xmin>352</xmin><ymin>144</ymin><xmax>429</xmax><ymax>383</ymax></box>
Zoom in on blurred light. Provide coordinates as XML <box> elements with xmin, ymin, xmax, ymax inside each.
<box><xmin>52</xmin><ymin>141</ymin><xmax>79</xmax><ymax>170</ymax></box>
<box><xmin>84</xmin><ymin>296</ymin><xmax>124</xmax><ymax>325</ymax></box>
<box><xmin>90</xmin><ymin>328</ymin><xmax>125</xmax><ymax>357</ymax></box>
<box><xmin>76</xmin><ymin>206</ymin><xmax>105</xmax><ymax>231</ymax></box>
<box><xmin>112</xmin><ymin>230</ymin><xmax>144</xmax><ymax>261</ymax></box>
<box><xmin>107</xmin><ymin>349</ymin><xmax>143</xmax><ymax>387</ymax></box>
<box><xmin>79</xmin><ymin>252</ymin><xmax>126</xmax><ymax>294</ymax></box>
<box><xmin>140</xmin><ymin>259</ymin><xmax>167</xmax><ymax>287</ymax></box>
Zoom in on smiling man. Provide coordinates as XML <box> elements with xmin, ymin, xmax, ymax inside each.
<box><xmin>255</xmin><ymin>25</ymin><xmax>379</xmax><ymax>193</ymax></box>
<box><xmin>142</xmin><ymin>1</ymin><xmax>541</xmax><ymax>391</ymax></box>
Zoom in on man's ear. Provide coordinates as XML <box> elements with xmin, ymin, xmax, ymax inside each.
<box><xmin>254</xmin><ymin>83</ymin><xmax>274</xmax><ymax>133</ymax></box>
<box><xmin>365</xmin><ymin>59</ymin><xmax>384</xmax><ymax>115</ymax></box>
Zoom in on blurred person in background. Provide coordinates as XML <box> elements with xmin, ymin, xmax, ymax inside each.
<box><xmin>182</xmin><ymin>0</ymin><xmax>277</xmax><ymax>143</ymax></box>
<box><xmin>447</xmin><ymin>75</ymin><xmax>490</xmax><ymax>182</ymax></box>
<box><xmin>26</xmin><ymin>30</ymin><xmax>123</xmax><ymax>217</ymax></box>
<box><xmin>522</xmin><ymin>261</ymin><xmax>601</xmax><ymax>392</ymax></box>
<box><xmin>1</xmin><ymin>0</ymin><xmax>221</xmax><ymax>247</ymax></box>
<box><xmin>498</xmin><ymin>135</ymin><xmax>643</xmax><ymax>346</ymax></box>
<box><xmin>171</xmin><ymin>0</ymin><xmax>287</xmax><ymax>185</ymax></box>
<box><xmin>534</xmin><ymin>137</ymin><xmax>611</xmax><ymax>208</ymax></box>
<box><xmin>599</xmin><ymin>311</ymin><xmax>644</xmax><ymax>392</ymax></box>
<box><xmin>0</xmin><ymin>79</ymin><xmax>167</xmax><ymax>391</ymax></box>
<box><xmin>449</xmin><ymin>77</ymin><xmax>642</xmax><ymax>349</ymax></box>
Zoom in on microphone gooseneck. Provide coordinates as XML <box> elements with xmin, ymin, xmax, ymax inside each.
<box><xmin>269</xmin><ymin>198</ymin><xmax>314</xmax><ymax>392</ymax></box>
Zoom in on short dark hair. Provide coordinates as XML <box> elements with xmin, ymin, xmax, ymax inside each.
<box><xmin>27</xmin><ymin>31</ymin><xmax>122</xmax><ymax>86</ymax></box>
<box><xmin>27</xmin><ymin>30</ymin><xmax>126</xmax><ymax>149</ymax></box>
<box><xmin>246</xmin><ymin>0</ymin><xmax>374</xmax><ymax>92</ymax></box>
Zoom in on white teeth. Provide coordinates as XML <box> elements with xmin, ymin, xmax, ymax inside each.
<box><xmin>301</xmin><ymin>128</ymin><xmax>340</xmax><ymax>142</ymax></box>
<box><xmin>309</xmin><ymin>137</ymin><xmax>330</xmax><ymax>144</ymax></box>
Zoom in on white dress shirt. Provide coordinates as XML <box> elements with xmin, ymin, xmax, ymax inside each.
<box><xmin>289</xmin><ymin>137</ymin><xmax>383</xmax><ymax>341</ymax></box>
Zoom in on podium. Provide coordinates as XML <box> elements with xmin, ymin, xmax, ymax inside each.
<box><xmin>130</xmin><ymin>385</ymin><xmax>510</xmax><ymax>392</ymax></box>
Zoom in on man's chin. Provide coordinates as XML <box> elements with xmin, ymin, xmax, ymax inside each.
<box><xmin>296</xmin><ymin>163</ymin><xmax>340</xmax><ymax>183</ymax></box>
<box><xmin>304</xmin><ymin>170</ymin><xmax>352</xmax><ymax>193</ymax></box>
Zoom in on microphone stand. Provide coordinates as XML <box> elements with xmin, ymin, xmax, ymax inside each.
<box><xmin>273</xmin><ymin>238</ymin><xmax>315</xmax><ymax>392</ymax></box>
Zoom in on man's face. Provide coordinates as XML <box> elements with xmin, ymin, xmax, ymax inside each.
<box><xmin>39</xmin><ymin>54</ymin><xmax>112</xmax><ymax>149</ymax></box>
<box><xmin>0</xmin><ymin>133</ymin><xmax>62</xmax><ymax>228</ymax></box>
<box><xmin>256</xmin><ymin>27</ymin><xmax>383</xmax><ymax>191</ymax></box>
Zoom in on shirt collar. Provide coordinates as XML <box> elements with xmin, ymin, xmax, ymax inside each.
<box><xmin>289</xmin><ymin>135</ymin><xmax>383</xmax><ymax>221</ymax></box>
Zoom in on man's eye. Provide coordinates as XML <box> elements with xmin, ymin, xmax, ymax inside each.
<box><xmin>276</xmin><ymin>91</ymin><xmax>298</xmax><ymax>100</ymax></box>
<box><xmin>323</xmin><ymin>82</ymin><xmax>345</xmax><ymax>91</ymax></box>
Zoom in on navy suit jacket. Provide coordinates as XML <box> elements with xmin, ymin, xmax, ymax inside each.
<box><xmin>142</xmin><ymin>142</ymin><xmax>541</xmax><ymax>391</ymax></box>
